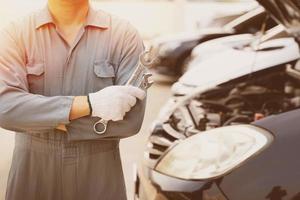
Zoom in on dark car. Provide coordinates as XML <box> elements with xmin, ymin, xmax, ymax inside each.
<box><xmin>151</xmin><ymin>6</ymin><xmax>276</xmax><ymax>81</ymax></box>
<box><xmin>135</xmin><ymin>1</ymin><xmax>300</xmax><ymax>199</ymax></box>
<box><xmin>136</xmin><ymin>111</ymin><xmax>300</xmax><ymax>200</ymax></box>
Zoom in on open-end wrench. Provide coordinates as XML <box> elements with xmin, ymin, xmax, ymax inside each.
<box><xmin>93</xmin><ymin>51</ymin><xmax>155</xmax><ymax>135</ymax></box>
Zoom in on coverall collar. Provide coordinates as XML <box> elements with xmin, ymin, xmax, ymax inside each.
<box><xmin>35</xmin><ymin>5</ymin><xmax>110</xmax><ymax>29</ymax></box>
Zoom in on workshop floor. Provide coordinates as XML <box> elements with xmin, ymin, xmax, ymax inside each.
<box><xmin>0</xmin><ymin>82</ymin><xmax>172</xmax><ymax>200</ymax></box>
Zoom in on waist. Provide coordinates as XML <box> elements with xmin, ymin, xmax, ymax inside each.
<box><xmin>14</xmin><ymin>132</ymin><xmax>120</xmax><ymax>155</ymax></box>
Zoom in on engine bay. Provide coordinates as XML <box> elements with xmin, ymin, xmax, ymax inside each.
<box><xmin>179</xmin><ymin>64</ymin><xmax>300</xmax><ymax>132</ymax></box>
<box><xmin>146</xmin><ymin>61</ymin><xmax>300</xmax><ymax>166</ymax></box>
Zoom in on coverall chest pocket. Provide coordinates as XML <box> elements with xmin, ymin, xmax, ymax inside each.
<box><xmin>93</xmin><ymin>60</ymin><xmax>115</xmax><ymax>91</ymax></box>
<box><xmin>26</xmin><ymin>61</ymin><xmax>45</xmax><ymax>94</ymax></box>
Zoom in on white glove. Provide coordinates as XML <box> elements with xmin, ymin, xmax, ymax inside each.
<box><xmin>88</xmin><ymin>85</ymin><xmax>146</xmax><ymax>121</ymax></box>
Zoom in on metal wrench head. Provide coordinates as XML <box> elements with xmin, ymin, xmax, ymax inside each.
<box><xmin>142</xmin><ymin>73</ymin><xmax>154</xmax><ymax>89</ymax></box>
<box><xmin>140</xmin><ymin>51</ymin><xmax>158</xmax><ymax>67</ymax></box>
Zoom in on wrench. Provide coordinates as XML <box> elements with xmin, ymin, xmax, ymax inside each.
<box><xmin>93</xmin><ymin>51</ymin><xmax>155</xmax><ymax>135</ymax></box>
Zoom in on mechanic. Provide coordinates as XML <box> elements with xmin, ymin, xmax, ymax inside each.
<box><xmin>0</xmin><ymin>0</ymin><xmax>146</xmax><ymax>199</ymax></box>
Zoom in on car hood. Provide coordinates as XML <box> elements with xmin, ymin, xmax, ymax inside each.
<box><xmin>172</xmin><ymin>37</ymin><xmax>300</xmax><ymax>95</ymax></box>
<box><xmin>151</xmin><ymin>27</ymin><xmax>232</xmax><ymax>46</ymax></box>
<box><xmin>257</xmin><ymin>0</ymin><xmax>300</xmax><ymax>40</ymax></box>
<box><xmin>188</xmin><ymin>34</ymin><xmax>255</xmax><ymax>69</ymax></box>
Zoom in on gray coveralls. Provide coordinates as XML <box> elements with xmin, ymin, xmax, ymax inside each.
<box><xmin>0</xmin><ymin>6</ymin><xmax>145</xmax><ymax>200</ymax></box>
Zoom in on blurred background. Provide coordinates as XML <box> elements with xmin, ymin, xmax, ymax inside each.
<box><xmin>0</xmin><ymin>0</ymin><xmax>267</xmax><ymax>199</ymax></box>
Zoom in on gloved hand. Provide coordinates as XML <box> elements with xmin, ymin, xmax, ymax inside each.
<box><xmin>88</xmin><ymin>85</ymin><xmax>146</xmax><ymax>121</ymax></box>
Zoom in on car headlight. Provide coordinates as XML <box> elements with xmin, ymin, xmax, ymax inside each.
<box><xmin>159</xmin><ymin>42</ymin><xmax>181</xmax><ymax>57</ymax></box>
<box><xmin>154</xmin><ymin>125</ymin><xmax>273</xmax><ymax>180</ymax></box>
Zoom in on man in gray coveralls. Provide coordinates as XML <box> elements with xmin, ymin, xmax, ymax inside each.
<box><xmin>0</xmin><ymin>0</ymin><xmax>146</xmax><ymax>199</ymax></box>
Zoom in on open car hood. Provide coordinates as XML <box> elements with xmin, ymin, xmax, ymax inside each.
<box><xmin>257</xmin><ymin>0</ymin><xmax>300</xmax><ymax>40</ymax></box>
<box><xmin>173</xmin><ymin>37</ymin><xmax>300</xmax><ymax>95</ymax></box>
<box><xmin>151</xmin><ymin>27</ymin><xmax>230</xmax><ymax>46</ymax></box>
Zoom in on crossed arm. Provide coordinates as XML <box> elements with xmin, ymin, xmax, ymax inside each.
<box><xmin>56</xmin><ymin>96</ymin><xmax>90</xmax><ymax>132</ymax></box>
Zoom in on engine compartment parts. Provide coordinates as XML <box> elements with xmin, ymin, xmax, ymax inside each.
<box><xmin>146</xmin><ymin>63</ymin><xmax>300</xmax><ymax>168</ymax></box>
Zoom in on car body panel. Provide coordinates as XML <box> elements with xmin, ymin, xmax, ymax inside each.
<box><xmin>219</xmin><ymin>109</ymin><xmax>300</xmax><ymax>200</ymax></box>
<box><xmin>189</xmin><ymin>33</ymin><xmax>256</xmax><ymax>63</ymax></box>
<box><xmin>151</xmin><ymin>28</ymin><xmax>233</xmax><ymax>47</ymax></box>
<box><xmin>189</xmin><ymin>24</ymin><xmax>287</xmax><ymax>66</ymax></box>
<box><xmin>181</xmin><ymin>37</ymin><xmax>299</xmax><ymax>87</ymax></box>
<box><xmin>172</xmin><ymin>37</ymin><xmax>300</xmax><ymax>95</ymax></box>
<box><xmin>137</xmin><ymin>110</ymin><xmax>300</xmax><ymax>199</ymax></box>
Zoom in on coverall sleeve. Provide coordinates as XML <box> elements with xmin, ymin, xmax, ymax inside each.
<box><xmin>0</xmin><ymin>25</ymin><xmax>74</xmax><ymax>133</ymax></box>
<box><xmin>66</xmin><ymin>24</ymin><xmax>146</xmax><ymax>141</ymax></box>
